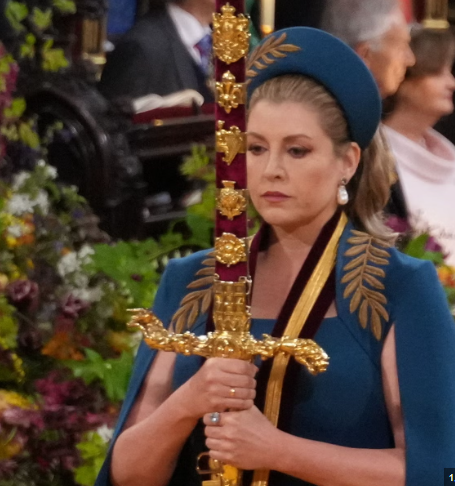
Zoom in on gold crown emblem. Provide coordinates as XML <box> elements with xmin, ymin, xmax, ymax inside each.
<box><xmin>213</xmin><ymin>3</ymin><xmax>251</xmax><ymax>65</ymax></box>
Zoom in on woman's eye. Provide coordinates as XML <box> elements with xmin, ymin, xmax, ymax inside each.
<box><xmin>247</xmin><ymin>144</ymin><xmax>266</xmax><ymax>155</ymax></box>
<box><xmin>288</xmin><ymin>146</ymin><xmax>310</xmax><ymax>158</ymax></box>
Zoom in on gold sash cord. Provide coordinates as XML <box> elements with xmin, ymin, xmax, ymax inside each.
<box><xmin>251</xmin><ymin>212</ymin><xmax>348</xmax><ymax>486</ymax></box>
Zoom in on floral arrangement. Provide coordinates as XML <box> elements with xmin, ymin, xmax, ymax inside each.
<box><xmin>0</xmin><ymin>157</ymin><xmax>214</xmax><ymax>485</ymax></box>
<box><xmin>388</xmin><ymin>215</ymin><xmax>455</xmax><ymax>314</ymax></box>
<box><xmin>0</xmin><ymin>162</ymin><xmax>134</xmax><ymax>486</ymax></box>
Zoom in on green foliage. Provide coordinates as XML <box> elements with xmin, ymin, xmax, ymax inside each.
<box><xmin>64</xmin><ymin>348</ymin><xmax>134</xmax><ymax>403</ymax></box>
<box><xmin>404</xmin><ymin>233</ymin><xmax>445</xmax><ymax>265</ymax></box>
<box><xmin>31</xmin><ymin>8</ymin><xmax>52</xmax><ymax>31</ymax></box>
<box><xmin>90</xmin><ymin>240</ymin><xmax>161</xmax><ymax>309</ymax></box>
<box><xmin>52</xmin><ymin>0</ymin><xmax>76</xmax><ymax>14</ymax></box>
<box><xmin>0</xmin><ymin>295</ymin><xmax>17</xmax><ymax>349</ymax></box>
<box><xmin>41</xmin><ymin>40</ymin><xmax>69</xmax><ymax>71</ymax></box>
<box><xmin>74</xmin><ymin>431</ymin><xmax>109</xmax><ymax>486</ymax></box>
<box><xmin>18</xmin><ymin>120</ymin><xmax>40</xmax><ymax>148</ymax></box>
<box><xmin>5</xmin><ymin>1</ymin><xmax>28</xmax><ymax>31</ymax></box>
<box><xmin>3</xmin><ymin>97</ymin><xmax>25</xmax><ymax>119</ymax></box>
<box><xmin>20</xmin><ymin>34</ymin><xmax>36</xmax><ymax>59</ymax></box>
<box><xmin>180</xmin><ymin>144</ymin><xmax>214</xmax><ymax>183</ymax></box>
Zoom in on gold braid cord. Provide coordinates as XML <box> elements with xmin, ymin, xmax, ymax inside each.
<box><xmin>342</xmin><ymin>230</ymin><xmax>391</xmax><ymax>340</ymax></box>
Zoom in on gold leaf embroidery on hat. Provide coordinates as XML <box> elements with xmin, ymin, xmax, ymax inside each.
<box><xmin>342</xmin><ymin>230</ymin><xmax>391</xmax><ymax>340</ymax></box>
<box><xmin>246</xmin><ymin>32</ymin><xmax>301</xmax><ymax>79</ymax></box>
<box><xmin>171</xmin><ymin>252</ymin><xmax>215</xmax><ymax>333</ymax></box>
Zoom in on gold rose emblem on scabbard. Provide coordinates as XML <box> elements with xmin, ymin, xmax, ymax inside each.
<box><xmin>215</xmin><ymin>233</ymin><xmax>247</xmax><ymax>267</ymax></box>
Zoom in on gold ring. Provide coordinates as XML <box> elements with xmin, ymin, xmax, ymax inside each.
<box><xmin>229</xmin><ymin>388</ymin><xmax>236</xmax><ymax>398</ymax></box>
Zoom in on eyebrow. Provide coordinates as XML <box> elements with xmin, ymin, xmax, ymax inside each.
<box><xmin>247</xmin><ymin>132</ymin><xmax>314</xmax><ymax>141</ymax></box>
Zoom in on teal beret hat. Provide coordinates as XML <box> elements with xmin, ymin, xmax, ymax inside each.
<box><xmin>247</xmin><ymin>27</ymin><xmax>381</xmax><ymax>149</ymax></box>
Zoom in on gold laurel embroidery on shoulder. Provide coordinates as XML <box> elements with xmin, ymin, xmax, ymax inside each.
<box><xmin>246</xmin><ymin>32</ymin><xmax>301</xmax><ymax>80</ymax></box>
<box><xmin>342</xmin><ymin>230</ymin><xmax>391</xmax><ymax>340</ymax></box>
<box><xmin>170</xmin><ymin>252</ymin><xmax>215</xmax><ymax>333</ymax></box>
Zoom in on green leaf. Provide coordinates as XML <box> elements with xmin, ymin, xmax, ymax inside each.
<box><xmin>403</xmin><ymin>233</ymin><xmax>429</xmax><ymax>258</ymax></box>
<box><xmin>185</xmin><ymin>213</ymin><xmax>214</xmax><ymax>248</ymax></box>
<box><xmin>3</xmin><ymin>97</ymin><xmax>26</xmax><ymax>118</ymax></box>
<box><xmin>0</xmin><ymin>53</ymin><xmax>15</xmax><ymax>74</ymax></box>
<box><xmin>64</xmin><ymin>349</ymin><xmax>134</xmax><ymax>402</ymax></box>
<box><xmin>41</xmin><ymin>45</ymin><xmax>69</xmax><ymax>72</ymax></box>
<box><xmin>75</xmin><ymin>431</ymin><xmax>109</xmax><ymax>486</ymax></box>
<box><xmin>18</xmin><ymin>121</ymin><xmax>40</xmax><ymax>149</ymax></box>
<box><xmin>0</xmin><ymin>295</ymin><xmax>18</xmax><ymax>348</ymax></box>
<box><xmin>31</xmin><ymin>7</ymin><xmax>52</xmax><ymax>30</ymax></box>
<box><xmin>52</xmin><ymin>0</ymin><xmax>77</xmax><ymax>14</ymax></box>
<box><xmin>5</xmin><ymin>1</ymin><xmax>28</xmax><ymax>31</ymax></box>
<box><xmin>20</xmin><ymin>33</ymin><xmax>36</xmax><ymax>59</ymax></box>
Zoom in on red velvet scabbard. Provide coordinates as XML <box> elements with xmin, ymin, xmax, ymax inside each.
<box><xmin>214</xmin><ymin>0</ymin><xmax>249</xmax><ymax>283</ymax></box>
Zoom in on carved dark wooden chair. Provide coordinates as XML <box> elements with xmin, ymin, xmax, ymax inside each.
<box><xmin>26</xmin><ymin>79</ymin><xmax>146</xmax><ymax>239</ymax></box>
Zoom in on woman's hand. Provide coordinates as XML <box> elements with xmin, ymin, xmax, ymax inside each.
<box><xmin>179</xmin><ymin>358</ymin><xmax>258</xmax><ymax>420</ymax></box>
<box><xmin>203</xmin><ymin>406</ymin><xmax>279</xmax><ymax>471</ymax></box>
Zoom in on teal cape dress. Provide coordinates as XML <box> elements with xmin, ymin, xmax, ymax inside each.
<box><xmin>95</xmin><ymin>222</ymin><xmax>455</xmax><ymax>486</ymax></box>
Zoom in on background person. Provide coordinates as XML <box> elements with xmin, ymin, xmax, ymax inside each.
<box><xmin>321</xmin><ymin>0</ymin><xmax>415</xmax><ymax>98</ymax></box>
<box><xmin>321</xmin><ymin>0</ymin><xmax>415</xmax><ymax>220</ymax></box>
<box><xmin>383</xmin><ymin>27</ymin><xmax>455</xmax><ymax>264</ymax></box>
<box><xmin>95</xmin><ymin>28</ymin><xmax>455</xmax><ymax>486</ymax></box>
<box><xmin>98</xmin><ymin>0</ymin><xmax>215</xmax><ymax>102</ymax></box>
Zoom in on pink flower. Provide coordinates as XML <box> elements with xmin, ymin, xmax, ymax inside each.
<box><xmin>425</xmin><ymin>236</ymin><xmax>444</xmax><ymax>254</ymax></box>
<box><xmin>386</xmin><ymin>215</ymin><xmax>411</xmax><ymax>234</ymax></box>
<box><xmin>6</xmin><ymin>279</ymin><xmax>39</xmax><ymax>312</ymax></box>
<box><xmin>60</xmin><ymin>294</ymin><xmax>90</xmax><ymax>319</ymax></box>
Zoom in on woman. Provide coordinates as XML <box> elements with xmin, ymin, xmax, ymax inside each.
<box><xmin>383</xmin><ymin>28</ymin><xmax>455</xmax><ymax>264</ymax></box>
<box><xmin>95</xmin><ymin>28</ymin><xmax>455</xmax><ymax>486</ymax></box>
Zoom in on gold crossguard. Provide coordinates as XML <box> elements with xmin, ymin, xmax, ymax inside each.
<box><xmin>128</xmin><ymin>274</ymin><xmax>330</xmax><ymax>486</ymax></box>
<box><xmin>128</xmin><ymin>308</ymin><xmax>329</xmax><ymax>373</ymax></box>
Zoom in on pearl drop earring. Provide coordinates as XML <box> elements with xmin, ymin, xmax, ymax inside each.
<box><xmin>337</xmin><ymin>178</ymin><xmax>349</xmax><ymax>205</ymax></box>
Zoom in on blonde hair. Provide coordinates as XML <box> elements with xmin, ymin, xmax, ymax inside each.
<box><xmin>249</xmin><ymin>75</ymin><xmax>394</xmax><ymax>240</ymax></box>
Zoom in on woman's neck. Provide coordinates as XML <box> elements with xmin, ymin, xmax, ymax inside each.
<box><xmin>266</xmin><ymin>212</ymin><xmax>336</xmax><ymax>260</ymax></box>
<box><xmin>385</xmin><ymin>105</ymin><xmax>438</xmax><ymax>143</ymax></box>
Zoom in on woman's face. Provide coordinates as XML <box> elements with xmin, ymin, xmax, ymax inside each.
<box><xmin>399</xmin><ymin>64</ymin><xmax>455</xmax><ymax>119</ymax></box>
<box><xmin>247</xmin><ymin>100</ymin><xmax>359</xmax><ymax>232</ymax></box>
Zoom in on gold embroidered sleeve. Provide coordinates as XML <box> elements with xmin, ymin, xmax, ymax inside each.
<box><xmin>342</xmin><ymin>230</ymin><xmax>391</xmax><ymax>340</ymax></box>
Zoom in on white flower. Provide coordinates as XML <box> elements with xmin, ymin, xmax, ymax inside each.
<box><xmin>6</xmin><ymin>194</ymin><xmax>34</xmax><ymax>215</ymax></box>
<box><xmin>78</xmin><ymin>245</ymin><xmax>95</xmax><ymax>264</ymax></box>
<box><xmin>73</xmin><ymin>273</ymin><xmax>89</xmax><ymax>289</ymax></box>
<box><xmin>57</xmin><ymin>252</ymin><xmax>80</xmax><ymax>277</ymax></box>
<box><xmin>12</xmin><ymin>172</ymin><xmax>30</xmax><ymax>190</ymax></box>
<box><xmin>44</xmin><ymin>164</ymin><xmax>57</xmax><ymax>180</ymax></box>
<box><xmin>72</xmin><ymin>286</ymin><xmax>104</xmax><ymax>303</ymax></box>
<box><xmin>37</xmin><ymin>159</ymin><xmax>46</xmax><ymax>167</ymax></box>
<box><xmin>7</xmin><ymin>224</ymin><xmax>24</xmax><ymax>238</ymax></box>
<box><xmin>33</xmin><ymin>191</ymin><xmax>50</xmax><ymax>215</ymax></box>
<box><xmin>96</xmin><ymin>425</ymin><xmax>114</xmax><ymax>444</ymax></box>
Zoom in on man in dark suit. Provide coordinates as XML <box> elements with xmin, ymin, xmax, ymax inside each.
<box><xmin>99</xmin><ymin>0</ymin><xmax>215</xmax><ymax>102</ymax></box>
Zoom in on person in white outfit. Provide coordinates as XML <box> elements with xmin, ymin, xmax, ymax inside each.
<box><xmin>383</xmin><ymin>27</ymin><xmax>455</xmax><ymax>264</ymax></box>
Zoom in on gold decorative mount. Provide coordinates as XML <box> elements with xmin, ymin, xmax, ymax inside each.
<box><xmin>216</xmin><ymin>71</ymin><xmax>246</xmax><ymax>114</ymax></box>
<box><xmin>215</xmin><ymin>233</ymin><xmax>247</xmax><ymax>267</ymax></box>
<box><xmin>213</xmin><ymin>3</ymin><xmax>251</xmax><ymax>64</ymax></box>
<box><xmin>128</xmin><ymin>308</ymin><xmax>329</xmax><ymax>373</ymax></box>
<box><xmin>216</xmin><ymin>181</ymin><xmax>248</xmax><ymax>220</ymax></box>
<box><xmin>216</xmin><ymin>121</ymin><xmax>247</xmax><ymax>165</ymax></box>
